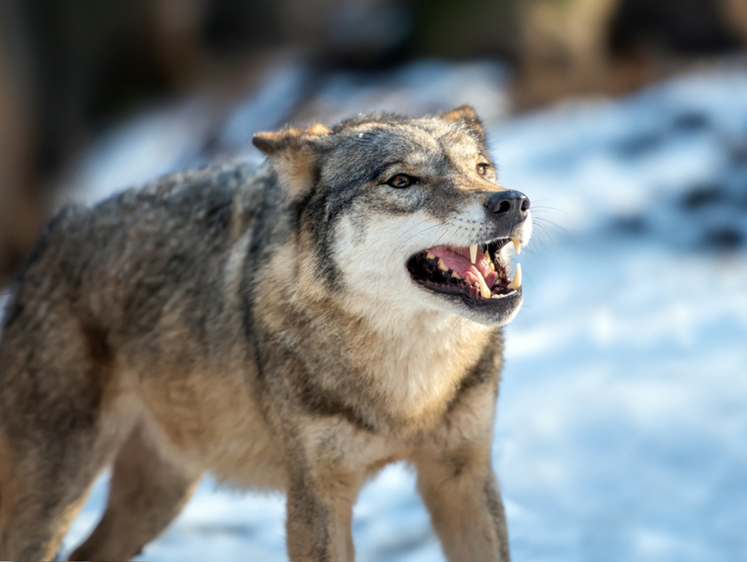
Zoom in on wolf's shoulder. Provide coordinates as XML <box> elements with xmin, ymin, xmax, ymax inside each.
<box><xmin>44</xmin><ymin>161</ymin><xmax>280</xmax><ymax>247</ymax></box>
<box><xmin>95</xmin><ymin>161</ymin><xmax>270</xmax><ymax>216</ymax></box>
<box><xmin>19</xmin><ymin>162</ymin><xmax>276</xmax><ymax>280</ymax></box>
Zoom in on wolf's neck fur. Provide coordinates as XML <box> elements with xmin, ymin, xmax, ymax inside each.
<box><xmin>289</xmin><ymin>289</ymin><xmax>496</xmax><ymax>428</ymax></box>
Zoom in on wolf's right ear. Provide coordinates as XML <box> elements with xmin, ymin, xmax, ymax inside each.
<box><xmin>438</xmin><ymin>104</ymin><xmax>486</xmax><ymax>144</ymax></box>
<box><xmin>252</xmin><ymin>123</ymin><xmax>332</xmax><ymax>197</ymax></box>
<box><xmin>439</xmin><ymin>105</ymin><xmax>479</xmax><ymax>124</ymax></box>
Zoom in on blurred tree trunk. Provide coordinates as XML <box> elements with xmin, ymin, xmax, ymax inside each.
<box><xmin>514</xmin><ymin>0</ymin><xmax>747</xmax><ymax>108</ymax></box>
<box><xmin>720</xmin><ymin>0</ymin><xmax>747</xmax><ymax>43</ymax></box>
<box><xmin>0</xmin><ymin>21</ymin><xmax>44</xmax><ymax>285</ymax></box>
<box><xmin>516</xmin><ymin>0</ymin><xmax>620</xmax><ymax>107</ymax></box>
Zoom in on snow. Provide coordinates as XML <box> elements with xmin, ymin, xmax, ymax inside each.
<box><xmin>2</xmin><ymin>59</ymin><xmax>746</xmax><ymax>561</ymax></box>
<box><xmin>58</xmin><ymin>98</ymin><xmax>215</xmax><ymax>205</ymax></box>
<box><xmin>492</xmin><ymin>65</ymin><xmax>747</xmax><ymax>562</ymax></box>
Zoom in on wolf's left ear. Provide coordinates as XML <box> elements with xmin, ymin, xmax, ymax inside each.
<box><xmin>252</xmin><ymin>123</ymin><xmax>332</xmax><ymax>155</ymax></box>
<box><xmin>252</xmin><ymin>123</ymin><xmax>332</xmax><ymax>197</ymax></box>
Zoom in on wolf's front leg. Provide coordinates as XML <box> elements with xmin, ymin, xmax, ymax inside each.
<box><xmin>285</xmin><ymin>471</ymin><xmax>356</xmax><ymax>562</ymax></box>
<box><xmin>415</xmin><ymin>452</ymin><xmax>511</xmax><ymax>562</ymax></box>
<box><xmin>283</xmin><ymin>419</ymin><xmax>364</xmax><ymax>562</ymax></box>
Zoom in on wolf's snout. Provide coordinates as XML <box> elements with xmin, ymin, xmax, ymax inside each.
<box><xmin>486</xmin><ymin>190</ymin><xmax>530</xmax><ymax>219</ymax></box>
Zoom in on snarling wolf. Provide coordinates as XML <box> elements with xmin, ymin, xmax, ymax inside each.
<box><xmin>0</xmin><ymin>105</ymin><xmax>531</xmax><ymax>561</ymax></box>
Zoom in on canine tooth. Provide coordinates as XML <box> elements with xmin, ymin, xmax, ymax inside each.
<box><xmin>485</xmin><ymin>249</ymin><xmax>496</xmax><ymax>270</ymax></box>
<box><xmin>469</xmin><ymin>244</ymin><xmax>477</xmax><ymax>264</ymax></box>
<box><xmin>512</xmin><ymin>237</ymin><xmax>521</xmax><ymax>255</ymax></box>
<box><xmin>508</xmin><ymin>263</ymin><xmax>522</xmax><ymax>290</ymax></box>
<box><xmin>451</xmin><ymin>271</ymin><xmax>462</xmax><ymax>280</ymax></box>
<box><xmin>476</xmin><ymin>274</ymin><xmax>491</xmax><ymax>299</ymax></box>
<box><xmin>426</xmin><ymin>252</ymin><xmax>435</xmax><ymax>260</ymax></box>
<box><xmin>437</xmin><ymin>258</ymin><xmax>449</xmax><ymax>271</ymax></box>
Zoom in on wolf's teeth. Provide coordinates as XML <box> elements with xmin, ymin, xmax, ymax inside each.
<box><xmin>437</xmin><ymin>258</ymin><xmax>449</xmax><ymax>271</ymax></box>
<box><xmin>469</xmin><ymin>244</ymin><xmax>478</xmax><ymax>264</ymax></box>
<box><xmin>508</xmin><ymin>263</ymin><xmax>522</xmax><ymax>290</ymax></box>
<box><xmin>476</xmin><ymin>273</ymin><xmax>492</xmax><ymax>299</ymax></box>
<box><xmin>512</xmin><ymin>237</ymin><xmax>521</xmax><ymax>255</ymax></box>
<box><xmin>451</xmin><ymin>271</ymin><xmax>462</xmax><ymax>280</ymax></box>
<box><xmin>426</xmin><ymin>252</ymin><xmax>436</xmax><ymax>260</ymax></box>
<box><xmin>485</xmin><ymin>249</ymin><xmax>496</xmax><ymax>271</ymax></box>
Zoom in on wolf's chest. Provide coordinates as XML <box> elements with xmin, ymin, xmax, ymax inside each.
<box><xmin>353</xmin><ymin>321</ymin><xmax>495</xmax><ymax>425</ymax></box>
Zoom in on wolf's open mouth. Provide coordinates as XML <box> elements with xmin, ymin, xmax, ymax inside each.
<box><xmin>406</xmin><ymin>240</ymin><xmax>521</xmax><ymax>302</ymax></box>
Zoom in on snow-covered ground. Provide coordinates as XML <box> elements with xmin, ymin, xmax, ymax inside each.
<box><xmin>4</xmin><ymin>58</ymin><xmax>747</xmax><ymax>561</ymax></box>
<box><xmin>491</xmin><ymin>67</ymin><xmax>747</xmax><ymax>561</ymax></box>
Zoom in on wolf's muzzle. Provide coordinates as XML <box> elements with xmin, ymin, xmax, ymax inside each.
<box><xmin>487</xmin><ymin>190</ymin><xmax>530</xmax><ymax>224</ymax></box>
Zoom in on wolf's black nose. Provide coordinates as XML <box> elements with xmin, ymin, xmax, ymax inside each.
<box><xmin>487</xmin><ymin>190</ymin><xmax>530</xmax><ymax>218</ymax></box>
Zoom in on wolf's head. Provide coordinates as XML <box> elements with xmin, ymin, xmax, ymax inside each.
<box><xmin>253</xmin><ymin>106</ymin><xmax>531</xmax><ymax>327</ymax></box>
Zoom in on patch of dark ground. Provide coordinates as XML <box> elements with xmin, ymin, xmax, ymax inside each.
<box><xmin>608</xmin><ymin>110</ymin><xmax>747</xmax><ymax>253</ymax></box>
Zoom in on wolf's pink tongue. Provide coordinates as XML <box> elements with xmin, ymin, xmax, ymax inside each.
<box><xmin>430</xmin><ymin>246</ymin><xmax>497</xmax><ymax>288</ymax></box>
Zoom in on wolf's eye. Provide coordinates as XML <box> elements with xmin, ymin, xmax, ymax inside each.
<box><xmin>476</xmin><ymin>163</ymin><xmax>489</xmax><ymax>175</ymax></box>
<box><xmin>387</xmin><ymin>174</ymin><xmax>416</xmax><ymax>188</ymax></box>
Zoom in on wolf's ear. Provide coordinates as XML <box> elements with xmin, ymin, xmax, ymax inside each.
<box><xmin>439</xmin><ymin>105</ymin><xmax>486</xmax><ymax>142</ymax></box>
<box><xmin>439</xmin><ymin>105</ymin><xmax>479</xmax><ymax>123</ymax></box>
<box><xmin>439</xmin><ymin>104</ymin><xmax>485</xmax><ymax>129</ymax></box>
<box><xmin>252</xmin><ymin>123</ymin><xmax>331</xmax><ymax>197</ymax></box>
<box><xmin>252</xmin><ymin>123</ymin><xmax>331</xmax><ymax>155</ymax></box>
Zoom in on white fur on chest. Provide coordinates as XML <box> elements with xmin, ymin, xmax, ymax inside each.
<box><xmin>352</xmin><ymin>307</ymin><xmax>493</xmax><ymax>423</ymax></box>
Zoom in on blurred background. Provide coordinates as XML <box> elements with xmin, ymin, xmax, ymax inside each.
<box><xmin>1</xmin><ymin>0</ymin><xmax>747</xmax><ymax>560</ymax></box>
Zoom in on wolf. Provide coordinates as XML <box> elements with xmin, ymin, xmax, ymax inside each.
<box><xmin>0</xmin><ymin>105</ymin><xmax>531</xmax><ymax>562</ymax></box>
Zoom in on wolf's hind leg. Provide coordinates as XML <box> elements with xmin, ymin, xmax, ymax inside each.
<box><xmin>0</xmin><ymin>320</ymin><xmax>129</xmax><ymax>561</ymax></box>
<box><xmin>0</xmin><ymin>454</ymin><xmax>101</xmax><ymax>562</ymax></box>
<box><xmin>0</xmin><ymin>406</ymin><xmax>127</xmax><ymax>561</ymax></box>
<box><xmin>69</xmin><ymin>421</ymin><xmax>202</xmax><ymax>561</ymax></box>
